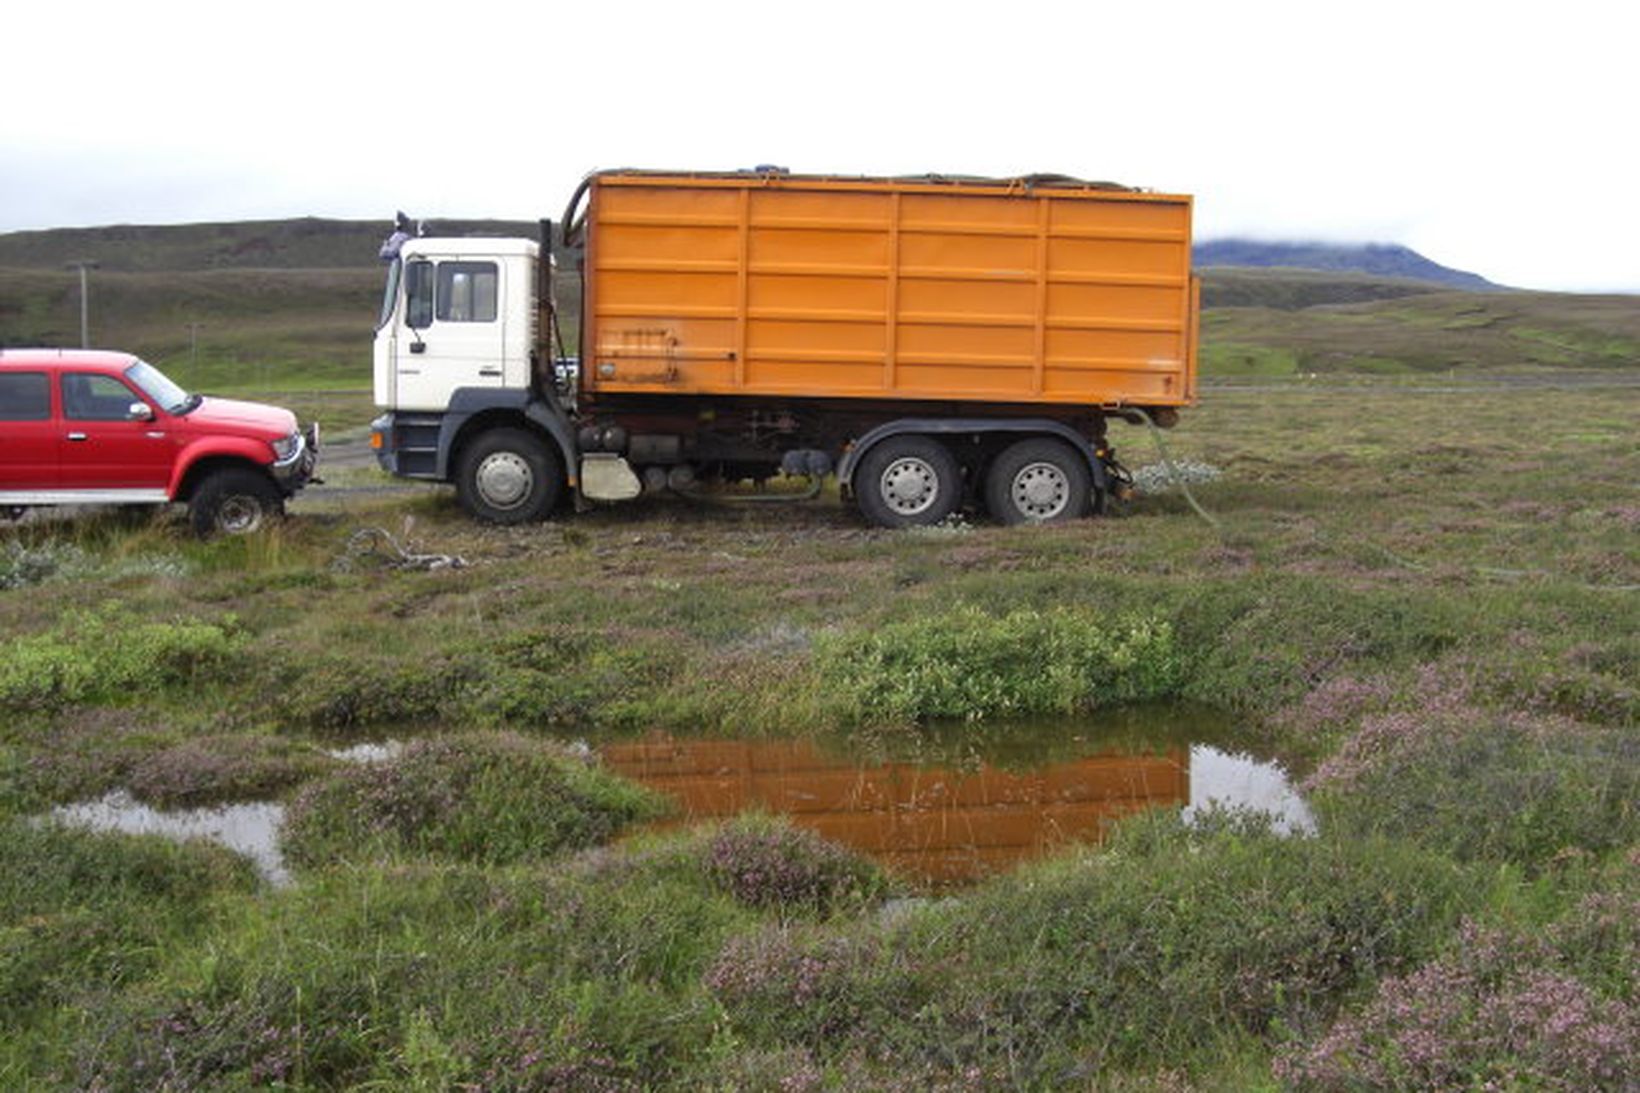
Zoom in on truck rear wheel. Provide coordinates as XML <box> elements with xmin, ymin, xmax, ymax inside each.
<box><xmin>855</xmin><ymin>436</ymin><xmax>961</xmax><ymax>528</ymax></box>
<box><xmin>456</xmin><ymin>428</ymin><xmax>561</xmax><ymax>524</ymax></box>
<box><xmin>190</xmin><ymin>468</ymin><xmax>283</xmax><ymax>537</ymax></box>
<box><xmin>985</xmin><ymin>438</ymin><xmax>1092</xmax><ymax>525</ymax></box>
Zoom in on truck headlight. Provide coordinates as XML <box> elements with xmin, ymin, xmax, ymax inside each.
<box><xmin>270</xmin><ymin>433</ymin><xmax>301</xmax><ymax>461</ymax></box>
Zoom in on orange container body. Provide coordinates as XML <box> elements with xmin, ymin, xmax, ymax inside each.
<box><xmin>582</xmin><ymin>171</ymin><xmax>1197</xmax><ymax>410</ymax></box>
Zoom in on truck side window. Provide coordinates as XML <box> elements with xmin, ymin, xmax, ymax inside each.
<box><xmin>0</xmin><ymin>372</ymin><xmax>50</xmax><ymax>420</ymax></box>
<box><xmin>436</xmin><ymin>262</ymin><xmax>498</xmax><ymax>323</ymax></box>
<box><xmin>405</xmin><ymin>260</ymin><xmax>435</xmax><ymax>330</ymax></box>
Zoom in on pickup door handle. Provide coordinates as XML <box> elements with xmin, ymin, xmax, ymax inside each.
<box><xmin>479</xmin><ymin>368</ymin><xmax>503</xmax><ymax>377</ymax></box>
<box><xmin>65</xmin><ymin>432</ymin><xmax>88</xmax><ymax>441</ymax></box>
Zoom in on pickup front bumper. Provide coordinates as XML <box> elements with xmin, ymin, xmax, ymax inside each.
<box><xmin>271</xmin><ymin>422</ymin><xmax>320</xmax><ymax>494</ymax></box>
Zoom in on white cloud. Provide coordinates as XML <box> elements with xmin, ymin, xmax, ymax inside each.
<box><xmin>3</xmin><ymin>0</ymin><xmax>1636</xmax><ymax>290</ymax></box>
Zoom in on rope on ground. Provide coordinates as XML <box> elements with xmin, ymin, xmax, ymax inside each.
<box><xmin>1133</xmin><ymin>407</ymin><xmax>1222</xmax><ymax>530</ymax></box>
<box><xmin>334</xmin><ymin>527</ymin><xmax>467</xmax><ymax>572</ymax></box>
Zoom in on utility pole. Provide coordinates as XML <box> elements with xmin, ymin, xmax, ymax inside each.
<box><xmin>185</xmin><ymin>322</ymin><xmax>206</xmax><ymax>371</ymax></box>
<box><xmin>64</xmin><ymin>260</ymin><xmax>100</xmax><ymax>348</ymax></box>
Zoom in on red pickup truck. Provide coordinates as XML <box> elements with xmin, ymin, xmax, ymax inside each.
<box><xmin>0</xmin><ymin>349</ymin><xmax>317</xmax><ymax>534</ymax></box>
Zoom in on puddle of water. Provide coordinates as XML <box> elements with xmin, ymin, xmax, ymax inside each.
<box><xmin>601</xmin><ymin>711</ymin><xmax>1312</xmax><ymax>884</ymax></box>
<box><xmin>40</xmin><ymin>709</ymin><xmax>1311</xmax><ymax>890</ymax></box>
<box><xmin>326</xmin><ymin>739</ymin><xmax>407</xmax><ymax>763</ymax></box>
<box><xmin>48</xmin><ymin>791</ymin><xmax>291</xmax><ymax>886</ymax></box>
<box><xmin>1185</xmin><ymin>744</ymin><xmax>1314</xmax><ymax>835</ymax></box>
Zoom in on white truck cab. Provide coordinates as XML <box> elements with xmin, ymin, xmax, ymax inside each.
<box><xmin>373</xmin><ymin>237</ymin><xmax>539</xmax><ymax>412</ymax></box>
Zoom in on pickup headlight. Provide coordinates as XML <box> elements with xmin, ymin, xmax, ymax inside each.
<box><xmin>270</xmin><ymin>433</ymin><xmax>301</xmax><ymax>461</ymax></box>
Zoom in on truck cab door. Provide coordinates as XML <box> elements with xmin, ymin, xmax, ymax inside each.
<box><xmin>0</xmin><ymin>370</ymin><xmax>57</xmax><ymax>490</ymax></box>
<box><xmin>58</xmin><ymin>372</ymin><xmax>176</xmax><ymax>490</ymax></box>
<box><xmin>394</xmin><ymin>256</ymin><xmax>511</xmax><ymax>410</ymax></box>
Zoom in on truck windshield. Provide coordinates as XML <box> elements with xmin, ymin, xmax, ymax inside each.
<box><xmin>125</xmin><ymin>359</ymin><xmax>195</xmax><ymax>414</ymax></box>
<box><xmin>377</xmin><ymin>257</ymin><xmax>403</xmax><ymax>331</ymax></box>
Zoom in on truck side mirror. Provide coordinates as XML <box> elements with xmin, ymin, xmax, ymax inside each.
<box><xmin>128</xmin><ymin>401</ymin><xmax>154</xmax><ymax>422</ymax></box>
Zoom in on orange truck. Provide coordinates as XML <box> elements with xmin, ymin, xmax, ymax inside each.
<box><xmin>370</xmin><ymin>169</ymin><xmax>1197</xmax><ymax>526</ymax></box>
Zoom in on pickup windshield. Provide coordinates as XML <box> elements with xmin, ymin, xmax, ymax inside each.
<box><xmin>125</xmin><ymin>359</ymin><xmax>197</xmax><ymax>414</ymax></box>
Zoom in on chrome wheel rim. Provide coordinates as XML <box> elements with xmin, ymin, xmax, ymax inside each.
<box><xmin>1010</xmin><ymin>461</ymin><xmax>1070</xmax><ymax>520</ymax></box>
<box><xmin>476</xmin><ymin>452</ymin><xmax>533</xmax><ymax>510</ymax></box>
<box><xmin>217</xmin><ymin>495</ymin><xmax>265</xmax><ymax>534</ymax></box>
<box><xmin>880</xmin><ymin>457</ymin><xmax>940</xmax><ymax>516</ymax></box>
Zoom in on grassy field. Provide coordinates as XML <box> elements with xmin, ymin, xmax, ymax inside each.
<box><xmin>1</xmin><ymin>376</ymin><xmax>1635</xmax><ymax>1088</ymax></box>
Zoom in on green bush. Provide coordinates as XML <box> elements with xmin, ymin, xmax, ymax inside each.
<box><xmin>0</xmin><ymin>609</ymin><xmax>243</xmax><ymax>714</ymax></box>
<box><xmin>818</xmin><ymin>606</ymin><xmax>1181</xmax><ymax>723</ymax></box>
<box><xmin>281</xmin><ymin>732</ymin><xmax>666</xmax><ymax>869</ymax></box>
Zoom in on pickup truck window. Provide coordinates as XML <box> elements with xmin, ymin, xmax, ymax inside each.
<box><xmin>63</xmin><ymin>373</ymin><xmax>143</xmax><ymax>421</ymax></box>
<box><xmin>0</xmin><ymin>372</ymin><xmax>49</xmax><ymax>420</ymax></box>
<box><xmin>436</xmin><ymin>262</ymin><xmax>498</xmax><ymax>323</ymax></box>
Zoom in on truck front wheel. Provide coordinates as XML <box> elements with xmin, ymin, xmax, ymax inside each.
<box><xmin>855</xmin><ymin>436</ymin><xmax>962</xmax><ymax>528</ymax></box>
<box><xmin>455</xmin><ymin>428</ymin><xmax>561</xmax><ymax>523</ymax></box>
<box><xmin>190</xmin><ymin>468</ymin><xmax>283</xmax><ymax>537</ymax></box>
<box><xmin>985</xmin><ymin>438</ymin><xmax>1092</xmax><ymax>525</ymax></box>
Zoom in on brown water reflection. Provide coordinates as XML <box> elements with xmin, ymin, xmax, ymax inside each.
<box><xmin>602</xmin><ymin>734</ymin><xmax>1191</xmax><ymax>883</ymax></box>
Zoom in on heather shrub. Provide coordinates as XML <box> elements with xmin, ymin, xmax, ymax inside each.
<box><xmin>1277</xmin><ymin>918</ymin><xmax>1638</xmax><ymax>1090</ymax></box>
<box><xmin>706</xmin><ymin>812</ymin><xmax>1482</xmax><ymax>1081</ymax></box>
<box><xmin>268</xmin><ymin>652</ymin><xmax>482</xmax><ymax>729</ymax></box>
<box><xmin>281</xmin><ymin>732</ymin><xmax>664</xmax><ymax>868</ymax></box>
<box><xmin>705</xmin><ymin>925</ymin><xmax>926</xmax><ymax>1047</ymax></box>
<box><xmin>818</xmin><ymin>606</ymin><xmax>1180</xmax><ymax>723</ymax></box>
<box><xmin>702</xmin><ymin>815</ymin><xmax>888</xmax><ymax>917</ymax></box>
<box><xmin>68</xmin><ymin>853</ymin><xmax>744</xmax><ymax>1089</ymax></box>
<box><xmin>0</xmin><ymin>817</ymin><xmax>255</xmax><ymax>1018</ymax></box>
<box><xmin>124</xmin><ymin>735</ymin><xmax>331</xmax><ymax>806</ymax></box>
<box><xmin>19</xmin><ymin>727</ymin><xmax>330</xmax><ymax>809</ymax></box>
<box><xmin>1310</xmin><ymin>702</ymin><xmax>1639</xmax><ymax>870</ymax></box>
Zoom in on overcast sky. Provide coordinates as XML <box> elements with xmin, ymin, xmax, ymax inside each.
<box><xmin>4</xmin><ymin>0</ymin><xmax>1635</xmax><ymax>292</ymax></box>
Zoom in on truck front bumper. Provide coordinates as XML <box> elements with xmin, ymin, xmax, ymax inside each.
<box><xmin>370</xmin><ymin>412</ymin><xmax>443</xmax><ymax>479</ymax></box>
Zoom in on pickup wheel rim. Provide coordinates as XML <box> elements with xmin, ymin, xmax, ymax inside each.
<box><xmin>475</xmin><ymin>451</ymin><xmax>533</xmax><ymax>510</ymax></box>
<box><xmin>216</xmin><ymin>495</ymin><xmax>267</xmax><ymax>534</ymax></box>
<box><xmin>1010</xmin><ymin>461</ymin><xmax>1071</xmax><ymax>520</ymax></box>
<box><xmin>880</xmin><ymin>457</ymin><xmax>940</xmax><ymax>516</ymax></box>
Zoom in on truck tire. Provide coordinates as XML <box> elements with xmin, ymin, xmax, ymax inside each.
<box><xmin>985</xmin><ymin>438</ymin><xmax>1092</xmax><ymax>525</ymax></box>
<box><xmin>190</xmin><ymin>468</ymin><xmax>284</xmax><ymax>537</ymax></box>
<box><xmin>455</xmin><ymin>428</ymin><xmax>561</xmax><ymax>524</ymax></box>
<box><xmin>855</xmin><ymin>435</ymin><xmax>962</xmax><ymax>528</ymax></box>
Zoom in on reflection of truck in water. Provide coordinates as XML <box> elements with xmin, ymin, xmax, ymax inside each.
<box><xmin>369</xmin><ymin>169</ymin><xmax>1198</xmax><ymax>527</ymax></box>
<box><xmin>601</xmin><ymin>732</ymin><xmax>1189</xmax><ymax>884</ymax></box>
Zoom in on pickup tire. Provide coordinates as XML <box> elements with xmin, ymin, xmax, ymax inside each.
<box><xmin>190</xmin><ymin>468</ymin><xmax>284</xmax><ymax>537</ymax></box>
<box><xmin>456</xmin><ymin>428</ymin><xmax>561</xmax><ymax>524</ymax></box>
<box><xmin>985</xmin><ymin>438</ymin><xmax>1091</xmax><ymax>525</ymax></box>
<box><xmin>854</xmin><ymin>435</ymin><xmax>962</xmax><ymax>528</ymax></box>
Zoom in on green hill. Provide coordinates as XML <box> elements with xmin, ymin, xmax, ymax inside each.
<box><xmin>1200</xmin><ymin>277</ymin><xmax>1640</xmax><ymax>376</ymax></box>
<box><xmin>0</xmin><ymin>217</ymin><xmax>537</xmax><ymax>272</ymax></box>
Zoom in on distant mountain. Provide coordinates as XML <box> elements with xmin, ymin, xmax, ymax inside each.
<box><xmin>1193</xmin><ymin>240</ymin><xmax>1501</xmax><ymax>291</ymax></box>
